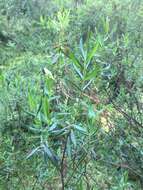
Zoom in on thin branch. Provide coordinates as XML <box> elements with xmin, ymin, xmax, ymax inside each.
<box><xmin>60</xmin><ymin>134</ymin><xmax>70</xmax><ymax>190</ymax></box>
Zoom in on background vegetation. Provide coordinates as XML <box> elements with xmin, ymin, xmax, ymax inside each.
<box><xmin>0</xmin><ymin>0</ymin><xmax>143</xmax><ymax>189</ymax></box>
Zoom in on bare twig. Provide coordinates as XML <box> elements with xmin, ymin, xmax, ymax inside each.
<box><xmin>60</xmin><ymin>134</ymin><xmax>70</xmax><ymax>190</ymax></box>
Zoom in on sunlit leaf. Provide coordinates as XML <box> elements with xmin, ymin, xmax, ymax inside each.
<box><xmin>43</xmin><ymin>68</ymin><xmax>54</xmax><ymax>80</ymax></box>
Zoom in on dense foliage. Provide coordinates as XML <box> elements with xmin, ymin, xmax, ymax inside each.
<box><xmin>0</xmin><ymin>0</ymin><xmax>143</xmax><ymax>189</ymax></box>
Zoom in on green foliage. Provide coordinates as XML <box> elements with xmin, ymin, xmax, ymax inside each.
<box><xmin>0</xmin><ymin>0</ymin><xmax>143</xmax><ymax>189</ymax></box>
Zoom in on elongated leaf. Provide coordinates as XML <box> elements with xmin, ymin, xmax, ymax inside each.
<box><xmin>28</xmin><ymin>93</ymin><xmax>35</xmax><ymax>110</ymax></box>
<box><xmin>86</xmin><ymin>43</ymin><xmax>99</xmax><ymax>66</ymax></box>
<box><xmin>68</xmin><ymin>51</ymin><xmax>82</xmax><ymax>69</ymax></box>
<box><xmin>40</xmin><ymin>15</ymin><xmax>45</xmax><ymax>25</ymax></box>
<box><xmin>73</xmin><ymin>63</ymin><xmax>83</xmax><ymax>79</ymax></box>
<box><xmin>57</xmin><ymin>112</ymin><xmax>71</xmax><ymax>116</ymax></box>
<box><xmin>84</xmin><ymin>65</ymin><xmax>100</xmax><ymax>81</ymax></box>
<box><xmin>28</xmin><ymin>126</ymin><xmax>42</xmax><ymax>133</ymax></box>
<box><xmin>43</xmin><ymin>68</ymin><xmax>54</xmax><ymax>80</ymax></box>
<box><xmin>48</xmin><ymin>123</ymin><xmax>57</xmax><ymax>132</ymax></box>
<box><xmin>67</xmin><ymin>136</ymin><xmax>71</xmax><ymax>158</ymax></box>
<box><xmin>70</xmin><ymin>130</ymin><xmax>76</xmax><ymax>147</ymax></box>
<box><xmin>43</xmin><ymin>97</ymin><xmax>50</xmax><ymax>119</ymax></box>
<box><xmin>73</xmin><ymin>125</ymin><xmax>87</xmax><ymax>134</ymax></box>
<box><xmin>97</xmin><ymin>34</ymin><xmax>104</xmax><ymax>47</ymax></box>
<box><xmin>49</xmin><ymin>96</ymin><xmax>60</xmax><ymax>102</ymax></box>
<box><xmin>43</xmin><ymin>143</ymin><xmax>60</xmax><ymax>168</ymax></box>
<box><xmin>103</xmin><ymin>16</ymin><xmax>110</xmax><ymax>34</ymax></box>
<box><xmin>88</xmin><ymin>105</ymin><xmax>96</xmax><ymax>119</ymax></box>
<box><xmin>77</xmin><ymin>180</ymin><xmax>83</xmax><ymax>190</ymax></box>
<box><xmin>80</xmin><ymin>38</ymin><xmax>86</xmax><ymax>60</ymax></box>
<box><xmin>82</xmin><ymin>79</ymin><xmax>93</xmax><ymax>91</ymax></box>
<box><xmin>50</xmin><ymin>127</ymin><xmax>68</xmax><ymax>136</ymax></box>
<box><xmin>26</xmin><ymin>146</ymin><xmax>41</xmax><ymax>159</ymax></box>
<box><xmin>38</xmin><ymin>112</ymin><xmax>49</xmax><ymax>124</ymax></box>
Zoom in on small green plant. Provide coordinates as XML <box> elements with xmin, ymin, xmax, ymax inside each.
<box><xmin>61</xmin><ymin>37</ymin><xmax>101</xmax><ymax>91</ymax></box>
<box><xmin>0</xmin><ymin>0</ymin><xmax>143</xmax><ymax>189</ymax></box>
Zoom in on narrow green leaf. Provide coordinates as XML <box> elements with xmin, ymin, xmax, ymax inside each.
<box><xmin>77</xmin><ymin>180</ymin><xmax>83</xmax><ymax>190</ymax></box>
<box><xmin>70</xmin><ymin>130</ymin><xmax>76</xmax><ymax>147</ymax></box>
<box><xmin>67</xmin><ymin>136</ymin><xmax>71</xmax><ymax>158</ymax></box>
<box><xmin>86</xmin><ymin>43</ymin><xmax>99</xmax><ymax>66</ymax></box>
<box><xmin>80</xmin><ymin>38</ymin><xmax>86</xmax><ymax>60</ymax></box>
<box><xmin>48</xmin><ymin>123</ymin><xmax>57</xmax><ymax>132</ymax></box>
<box><xmin>73</xmin><ymin>63</ymin><xmax>83</xmax><ymax>79</ymax></box>
<box><xmin>28</xmin><ymin>93</ymin><xmax>35</xmax><ymax>110</ymax></box>
<box><xmin>26</xmin><ymin>146</ymin><xmax>40</xmax><ymax>159</ymax></box>
<box><xmin>50</xmin><ymin>127</ymin><xmax>68</xmax><ymax>136</ymax></box>
<box><xmin>82</xmin><ymin>79</ymin><xmax>93</xmax><ymax>91</ymax></box>
<box><xmin>40</xmin><ymin>15</ymin><xmax>45</xmax><ymax>25</ymax></box>
<box><xmin>84</xmin><ymin>65</ymin><xmax>100</xmax><ymax>81</ymax></box>
<box><xmin>43</xmin><ymin>97</ymin><xmax>50</xmax><ymax>119</ymax></box>
<box><xmin>43</xmin><ymin>143</ymin><xmax>60</xmax><ymax>168</ymax></box>
<box><xmin>88</xmin><ymin>105</ymin><xmax>96</xmax><ymax>119</ymax></box>
<box><xmin>73</xmin><ymin>125</ymin><xmax>87</xmax><ymax>134</ymax></box>
<box><xmin>68</xmin><ymin>51</ymin><xmax>82</xmax><ymax>69</ymax></box>
<box><xmin>103</xmin><ymin>16</ymin><xmax>110</xmax><ymax>34</ymax></box>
